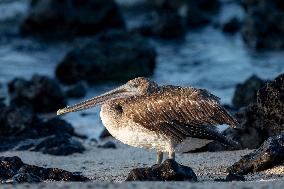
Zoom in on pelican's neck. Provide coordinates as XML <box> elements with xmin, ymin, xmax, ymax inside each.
<box><xmin>100</xmin><ymin>101</ymin><xmax>122</xmax><ymax>131</ymax></box>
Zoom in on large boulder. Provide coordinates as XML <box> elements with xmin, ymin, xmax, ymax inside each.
<box><xmin>56</xmin><ymin>30</ymin><xmax>156</xmax><ymax>85</ymax></box>
<box><xmin>99</xmin><ymin>127</ymin><xmax>112</xmax><ymax>139</ymax></box>
<box><xmin>8</xmin><ymin>75</ymin><xmax>66</xmax><ymax>113</ymax></box>
<box><xmin>0</xmin><ymin>98</ymin><xmax>5</xmax><ymax>108</ymax></box>
<box><xmin>0</xmin><ymin>156</ymin><xmax>88</xmax><ymax>183</ymax></box>
<box><xmin>222</xmin><ymin>17</ymin><xmax>242</xmax><ymax>34</ymax></box>
<box><xmin>25</xmin><ymin>134</ymin><xmax>85</xmax><ymax>155</ymax></box>
<box><xmin>227</xmin><ymin>133</ymin><xmax>284</xmax><ymax>175</ymax></box>
<box><xmin>0</xmin><ymin>84</ymin><xmax>6</xmax><ymax>108</ymax></box>
<box><xmin>230</xmin><ymin>74</ymin><xmax>284</xmax><ymax>148</ymax></box>
<box><xmin>242</xmin><ymin>74</ymin><xmax>284</xmax><ymax>136</ymax></box>
<box><xmin>0</xmin><ymin>106</ymin><xmax>40</xmax><ymax>138</ymax></box>
<box><xmin>0</xmin><ymin>106</ymin><xmax>85</xmax><ymax>155</ymax></box>
<box><xmin>241</xmin><ymin>0</ymin><xmax>284</xmax><ymax>49</ymax></box>
<box><xmin>12</xmin><ymin>173</ymin><xmax>42</xmax><ymax>183</ymax></box>
<box><xmin>126</xmin><ymin>159</ymin><xmax>197</xmax><ymax>181</ymax></box>
<box><xmin>21</xmin><ymin>0</ymin><xmax>125</xmax><ymax>38</ymax></box>
<box><xmin>186</xmin><ymin>0</ymin><xmax>220</xmax><ymax>27</ymax></box>
<box><xmin>192</xmin><ymin>73</ymin><xmax>284</xmax><ymax>151</ymax></box>
<box><xmin>257</xmin><ymin>74</ymin><xmax>284</xmax><ymax>130</ymax></box>
<box><xmin>232</xmin><ymin>75</ymin><xmax>266</xmax><ymax>109</ymax></box>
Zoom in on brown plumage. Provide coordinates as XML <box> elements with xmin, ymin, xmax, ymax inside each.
<box><xmin>57</xmin><ymin>77</ymin><xmax>239</xmax><ymax>164</ymax></box>
<box><xmin>120</xmin><ymin>85</ymin><xmax>238</xmax><ymax>143</ymax></box>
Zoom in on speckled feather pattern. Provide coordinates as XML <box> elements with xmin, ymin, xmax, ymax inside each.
<box><xmin>100</xmin><ymin>84</ymin><xmax>238</xmax><ymax>152</ymax></box>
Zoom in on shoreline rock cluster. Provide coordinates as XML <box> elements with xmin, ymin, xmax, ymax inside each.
<box><xmin>232</xmin><ymin>75</ymin><xmax>266</xmax><ymax>109</ymax></box>
<box><xmin>0</xmin><ymin>156</ymin><xmax>89</xmax><ymax>184</ymax></box>
<box><xmin>126</xmin><ymin>159</ymin><xmax>197</xmax><ymax>181</ymax></box>
<box><xmin>233</xmin><ymin>73</ymin><xmax>284</xmax><ymax>148</ymax></box>
<box><xmin>0</xmin><ymin>105</ymin><xmax>85</xmax><ymax>156</ymax></box>
<box><xmin>228</xmin><ymin>133</ymin><xmax>284</xmax><ymax>176</ymax></box>
<box><xmin>21</xmin><ymin>0</ymin><xmax>125</xmax><ymax>39</ymax></box>
<box><xmin>192</xmin><ymin>73</ymin><xmax>284</xmax><ymax>157</ymax></box>
<box><xmin>8</xmin><ymin>75</ymin><xmax>66</xmax><ymax>113</ymax></box>
<box><xmin>55</xmin><ymin>30</ymin><xmax>156</xmax><ymax>85</ymax></box>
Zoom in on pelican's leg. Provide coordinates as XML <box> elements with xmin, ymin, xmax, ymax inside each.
<box><xmin>156</xmin><ymin>151</ymin><xmax>163</xmax><ymax>164</ymax></box>
<box><xmin>168</xmin><ymin>151</ymin><xmax>175</xmax><ymax>160</ymax></box>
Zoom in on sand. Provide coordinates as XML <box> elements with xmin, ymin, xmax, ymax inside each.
<box><xmin>1</xmin><ymin>138</ymin><xmax>284</xmax><ymax>188</ymax></box>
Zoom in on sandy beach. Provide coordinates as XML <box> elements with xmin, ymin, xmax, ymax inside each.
<box><xmin>1</xmin><ymin>138</ymin><xmax>284</xmax><ymax>188</ymax></box>
<box><xmin>0</xmin><ymin>0</ymin><xmax>284</xmax><ymax>188</ymax></box>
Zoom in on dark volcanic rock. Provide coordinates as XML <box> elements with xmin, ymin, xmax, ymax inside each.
<box><xmin>56</xmin><ymin>30</ymin><xmax>156</xmax><ymax>84</ymax></box>
<box><xmin>21</xmin><ymin>0</ymin><xmax>125</xmax><ymax>39</ymax></box>
<box><xmin>215</xmin><ymin>172</ymin><xmax>245</xmax><ymax>182</ymax></box>
<box><xmin>225</xmin><ymin>172</ymin><xmax>245</xmax><ymax>181</ymax></box>
<box><xmin>0</xmin><ymin>84</ymin><xmax>5</xmax><ymax>108</ymax></box>
<box><xmin>0</xmin><ymin>108</ymin><xmax>74</xmax><ymax>139</ymax></box>
<box><xmin>228</xmin><ymin>74</ymin><xmax>284</xmax><ymax>149</ymax></box>
<box><xmin>136</xmin><ymin>10</ymin><xmax>186</xmax><ymax>39</ymax></box>
<box><xmin>241</xmin><ymin>0</ymin><xmax>284</xmax><ymax>49</ymax></box>
<box><xmin>222</xmin><ymin>17</ymin><xmax>241</xmax><ymax>34</ymax></box>
<box><xmin>220</xmin><ymin>75</ymin><xmax>284</xmax><ymax>150</ymax></box>
<box><xmin>8</xmin><ymin>74</ymin><xmax>66</xmax><ymax>113</ymax></box>
<box><xmin>12</xmin><ymin>173</ymin><xmax>42</xmax><ymax>183</ymax></box>
<box><xmin>0</xmin><ymin>156</ymin><xmax>23</xmax><ymax>180</ymax></box>
<box><xmin>228</xmin><ymin>133</ymin><xmax>284</xmax><ymax>175</ymax></box>
<box><xmin>0</xmin><ymin>106</ymin><xmax>85</xmax><ymax>155</ymax></box>
<box><xmin>186</xmin><ymin>0</ymin><xmax>220</xmax><ymax>27</ymax></box>
<box><xmin>257</xmin><ymin>74</ymin><xmax>284</xmax><ymax>134</ymax></box>
<box><xmin>0</xmin><ymin>106</ymin><xmax>40</xmax><ymax>138</ymax></box>
<box><xmin>237</xmin><ymin>73</ymin><xmax>284</xmax><ymax>137</ymax></box>
<box><xmin>98</xmin><ymin>141</ymin><xmax>116</xmax><ymax>149</ymax></box>
<box><xmin>18</xmin><ymin>165</ymin><xmax>88</xmax><ymax>181</ymax></box>
<box><xmin>0</xmin><ymin>156</ymin><xmax>88</xmax><ymax>183</ymax></box>
<box><xmin>65</xmin><ymin>82</ymin><xmax>87</xmax><ymax>98</ymax></box>
<box><xmin>232</xmin><ymin>75</ymin><xmax>265</xmax><ymax>108</ymax></box>
<box><xmin>38</xmin><ymin>117</ymin><xmax>76</xmax><ymax>137</ymax></box>
<box><xmin>99</xmin><ymin>128</ymin><xmax>112</xmax><ymax>139</ymax></box>
<box><xmin>28</xmin><ymin>134</ymin><xmax>85</xmax><ymax>155</ymax></box>
<box><xmin>0</xmin><ymin>97</ymin><xmax>5</xmax><ymax>108</ymax></box>
<box><xmin>193</xmin><ymin>73</ymin><xmax>284</xmax><ymax>151</ymax></box>
<box><xmin>126</xmin><ymin>159</ymin><xmax>197</xmax><ymax>181</ymax></box>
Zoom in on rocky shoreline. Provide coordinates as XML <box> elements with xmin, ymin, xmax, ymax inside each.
<box><xmin>0</xmin><ymin>0</ymin><xmax>283</xmax><ymax>187</ymax></box>
<box><xmin>0</xmin><ymin>141</ymin><xmax>283</xmax><ymax>183</ymax></box>
<box><xmin>1</xmin><ymin>71</ymin><xmax>284</xmax><ymax>183</ymax></box>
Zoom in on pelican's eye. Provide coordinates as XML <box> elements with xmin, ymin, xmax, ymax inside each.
<box><xmin>132</xmin><ymin>83</ymin><xmax>139</xmax><ymax>88</ymax></box>
<box><xmin>114</xmin><ymin>104</ymin><xmax>123</xmax><ymax>114</ymax></box>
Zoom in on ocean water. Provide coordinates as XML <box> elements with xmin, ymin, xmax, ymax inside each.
<box><xmin>0</xmin><ymin>0</ymin><xmax>284</xmax><ymax>139</ymax></box>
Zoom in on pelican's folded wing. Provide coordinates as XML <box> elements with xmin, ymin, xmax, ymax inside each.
<box><xmin>124</xmin><ymin>86</ymin><xmax>238</xmax><ymax>142</ymax></box>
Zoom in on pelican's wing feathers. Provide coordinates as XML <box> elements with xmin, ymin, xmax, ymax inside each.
<box><xmin>123</xmin><ymin>85</ymin><xmax>238</xmax><ymax>145</ymax></box>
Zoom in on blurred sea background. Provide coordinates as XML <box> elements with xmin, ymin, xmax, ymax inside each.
<box><xmin>0</xmin><ymin>0</ymin><xmax>283</xmax><ymax>139</ymax></box>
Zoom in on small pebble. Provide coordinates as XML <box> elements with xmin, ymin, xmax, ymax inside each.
<box><xmin>98</xmin><ymin>141</ymin><xmax>116</xmax><ymax>149</ymax></box>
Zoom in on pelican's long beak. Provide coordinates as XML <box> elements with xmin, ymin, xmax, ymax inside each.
<box><xmin>57</xmin><ymin>84</ymin><xmax>131</xmax><ymax>115</ymax></box>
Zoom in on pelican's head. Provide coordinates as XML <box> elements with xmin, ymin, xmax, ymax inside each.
<box><xmin>57</xmin><ymin>77</ymin><xmax>158</xmax><ymax>115</ymax></box>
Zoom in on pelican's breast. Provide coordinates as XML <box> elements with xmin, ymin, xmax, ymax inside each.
<box><xmin>100</xmin><ymin>103</ymin><xmax>172</xmax><ymax>152</ymax></box>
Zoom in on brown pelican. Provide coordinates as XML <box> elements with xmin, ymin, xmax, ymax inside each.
<box><xmin>57</xmin><ymin>77</ymin><xmax>239</xmax><ymax>164</ymax></box>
